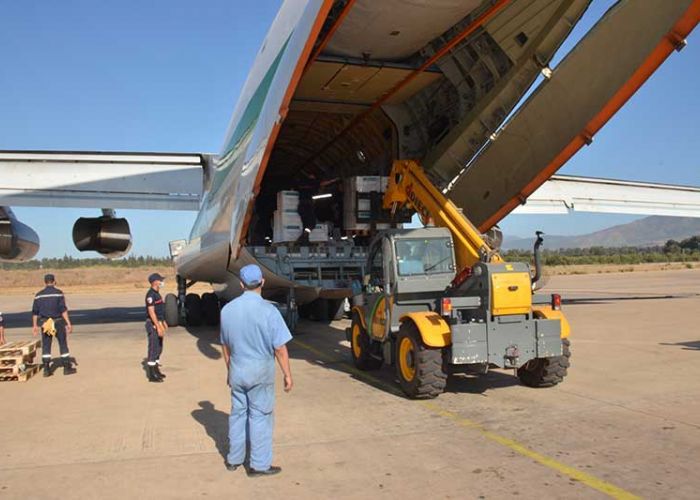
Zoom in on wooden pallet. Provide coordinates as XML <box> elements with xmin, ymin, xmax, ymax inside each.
<box><xmin>0</xmin><ymin>364</ymin><xmax>39</xmax><ymax>382</ymax></box>
<box><xmin>0</xmin><ymin>352</ymin><xmax>37</xmax><ymax>367</ymax></box>
<box><xmin>0</xmin><ymin>340</ymin><xmax>40</xmax><ymax>357</ymax></box>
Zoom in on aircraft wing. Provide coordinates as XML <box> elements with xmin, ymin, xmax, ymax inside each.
<box><xmin>0</xmin><ymin>151</ymin><xmax>212</xmax><ymax>211</ymax></box>
<box><xmin>513</xmin><ymin>175</ymin><xmax>700</xmax><ymax>218</ymax></box>
<box><xmin>448</xmin><ymin>0</ymin><xmax>700</xmax><ymax>231</ymax></box>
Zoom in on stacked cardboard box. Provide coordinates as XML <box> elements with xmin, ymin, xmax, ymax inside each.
<box><xmin>276</xmin><ymin>190</ymin><xmax>299</xmax><ymax>209</ymax></box>
<box><xmin>309</xmin><ymin>222</ymin><xmax>330</xmax><ymax>243</ymax></box>
<box><xmin>273</xmin><ymin>190</ymin><xmax>303</xmax><ymax>243</ymax></box>
<box><xmin>343</xmin><ymin>176</ymin><xmax>398</xmax><ymax>231</ymax></box>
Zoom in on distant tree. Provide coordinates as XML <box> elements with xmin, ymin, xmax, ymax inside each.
<box><xmin>664</xmin><ymin>239</ymin><xmax>682</xmax><ymax>254</ymax></box>
<box><xmin>680</xmin><ymin>235</ymin><xmax>700</xmax><ymax>252</ymax></box>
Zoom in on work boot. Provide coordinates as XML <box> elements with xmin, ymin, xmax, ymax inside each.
<box><xmin>248</xmin><ymin>466</ymin><xmax>282</xmax><ymax>477</ymax></box>
<box><xmin>154</xmin><ymin>363</ymin><xmax>166</xmax><ymax>379</ymax></box>
<box><xmin>42</xmin><ymin>359</ymin><xmax>52</xmax><ymax>377</ymax></box>
<box><xmin>147</xmin><ymin>365</ymin><xmax>163</xmax><ymax>383</ymax></box>
<box><xmin>62</xmin><ymin>357</ymin><xmax>77</xmax><ymax>375</ymax></box>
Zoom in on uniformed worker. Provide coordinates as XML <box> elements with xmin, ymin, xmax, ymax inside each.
<box><xmin>220</xmin><ymin>264</ymin><xmax>293</xmax><ymax>476</ymax></box>
<box><xmin>145</xmin><ymin>273</ymin><xmax>168</xmax><ymax>382</ymax></box>
<box><xmin>32</xmin><ymin>274</ymin><xmax>76</xmax><ymax>377</ymax></box>
<box><xmin>0</xmin><ymin>310</ymin><xmax>5</xmax><ymax>346</ymax></box>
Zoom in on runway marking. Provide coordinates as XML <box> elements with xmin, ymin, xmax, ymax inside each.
<box><xmin>293</xmin><ymin>338</ymin><xmax>640</xmax><ymax>500</ymax></box>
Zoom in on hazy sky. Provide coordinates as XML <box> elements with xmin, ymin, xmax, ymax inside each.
<box><xmin>1</xmin><ymin>0</ymin><xmax>698</xmax><ymax>257</ymax></box>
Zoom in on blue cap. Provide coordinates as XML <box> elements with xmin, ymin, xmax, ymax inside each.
<box><xmin>148</xmin><ymin>273</ymin><xmax>166</xmax><ymax>283</ymax></box>
<box><xmin>240</xmin><ymin>264</ymin><xmax>263</xmax><ymax>287</ymax></box>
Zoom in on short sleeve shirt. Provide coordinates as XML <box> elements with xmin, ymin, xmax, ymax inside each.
<box><xmin>220</xmin><ymin>291</ymin><xmax>292</xmax><ymax>363</ymax></box>
<box><xmin>145</xmin><ymin>288</ymin><xmax>165</xmax><ymax>320</ymax></box>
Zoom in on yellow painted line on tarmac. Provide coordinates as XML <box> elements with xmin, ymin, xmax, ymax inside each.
<box><xmin>292</xmin><ymin>338</ymin><xmax>640</xmax><ymax>500</ymax></box>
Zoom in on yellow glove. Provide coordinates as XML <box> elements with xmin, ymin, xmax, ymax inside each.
<box><xmin>42</xmin><ymin>318</ymin><xmax>57</xmax><ymax>337</ymax></box>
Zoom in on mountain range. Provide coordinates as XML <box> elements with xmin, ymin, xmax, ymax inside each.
<box><xmin>503</xmin><ymin>216</ymin><xmax>700</xmax><ymax>250</ymax></box>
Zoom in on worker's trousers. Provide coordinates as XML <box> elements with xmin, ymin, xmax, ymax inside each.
<box><xmin>145</xmin><ymin>320</ymin><xmax>163</xmax><ymax>363</ymax></box>
<box><xmin>41</xmin><ymin>319</ymin><xmax>69</xmax><ymax>358</ymax></box>
<box><xmin>227</xmin><ymin>359</ymin><xmax>275</xmax><ymax>471</ymax></box>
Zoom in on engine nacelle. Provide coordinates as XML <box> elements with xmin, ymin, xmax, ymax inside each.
<box><xmin>72</xmin><ymin>216</ymin><xmax>132</xmax><ymax>258</ymax></box>
<box><xmin>0</xmin><ymin>208</ymin><xmax>40</xmax><ymax>261</ymax></box>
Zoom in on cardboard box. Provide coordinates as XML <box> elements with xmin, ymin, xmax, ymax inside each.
<box><xmin>350</xmin><ymin>176</ymin><xmax>381</xmax><ymax>193</ymax></box>
<box><xmin>309</xmin><ymin>223</ymin><xmax>330</xmax><ymax>242</ymax></box>
<box><xmin>276</xmin><ymin>190</ymin><xmax>299</xmax><ymax>210</ymax></box>
<box><xmin>273</xmin><ymin>210</ymin><xmax>303</xmax><ymax>243</ymax></box>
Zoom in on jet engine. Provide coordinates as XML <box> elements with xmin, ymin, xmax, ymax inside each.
<box><xmin>72</xmin><ymin>210</ymin><xmax>132</xmax><ymax>258</ymax></box>
<box><xmin>0</xmin><ymin>207</ymin><xmax>40</xmax><ymax>261</ymax></box>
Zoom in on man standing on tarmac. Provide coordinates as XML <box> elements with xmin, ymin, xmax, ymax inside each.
<box><xmin>220</xmin><ymin>264</ymin><xmax>293</xmax><ymax>476</ymax></box>
<box><xmin>145</xmin><ymin>273</ymin><xmax>168</xmax><ymax>383</ymax></box>
<box><xmin>0</xmin><ymin>310</ymin><xmax>5</xmax><ymax>345</ymax></box>
<box><xmin>32</xmin><ymin>274</ymin><xmax>76</xmax><ymax>376</ymax></box>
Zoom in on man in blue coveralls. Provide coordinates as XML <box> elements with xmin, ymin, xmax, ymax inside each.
<box><xmin>220</xmin><ymin>264</ymin><xmax>293</xmax><ymax>477</ymax></box>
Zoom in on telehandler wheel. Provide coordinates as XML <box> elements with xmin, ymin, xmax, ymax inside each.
<box><xmin>517</xmin><ymin>338</ymin><xmax>571</xmax><ymax>388</ymax></box>
<box><xmin>350</xmin><ymin>312</ymin><xmax>382</xmax><ymax>370</ymax></box>
<box><xmin>395</xmin><ymin>321</ymin><xmax>447</xmax><ymax>399</ymax></box>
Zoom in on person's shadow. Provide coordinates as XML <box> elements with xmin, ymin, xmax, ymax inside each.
<box><xmin>191</xmin><ymin>401</ymin><xmax>229</xmax><ymax>459</ymax></box>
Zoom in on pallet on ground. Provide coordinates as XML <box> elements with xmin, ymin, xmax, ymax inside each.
<box><xmin>0</xmin><ymin>362</ymin><xmax>35</xmax><ymax>375</ymax></box>
<box><xmin>0</xmin><ymin>364</ymin><xmax>39</xmax><ymax>382</ymax></box>
<box><xmin>0</xmin><ymin>352</ymin><xmax>37</xmax><ymax>367</ymax></box>
<box><xmin>0</xmin><ymin>340</ymin><xmax>40</xmax><ymax>357</ymax></box>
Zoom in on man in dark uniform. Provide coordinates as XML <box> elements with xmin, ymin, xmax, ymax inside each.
<box><xmin>0</xmin><ymin>310</ymin><xmax>5</xmax><ymax>346</ymax></box>
<box><xmin>32</xmin><ymin>274</ymin><xmax>76</xmax><ymax>377</ymax></box>
<box><xmin>145</xmin><ymin>273</ymin><xmax>168</xmax><ymax>383</ymax></box>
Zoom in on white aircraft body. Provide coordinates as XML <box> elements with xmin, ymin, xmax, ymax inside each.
<box><xmin>1</xmin><ymin>0</ymin><xmax>699</xmax><ymax>325</ymax></box>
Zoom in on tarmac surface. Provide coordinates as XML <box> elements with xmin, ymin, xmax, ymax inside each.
<box><xmin>0</xmin><ymin>269</ymin><xmax>699</xmax><ymax>499</ymax></box>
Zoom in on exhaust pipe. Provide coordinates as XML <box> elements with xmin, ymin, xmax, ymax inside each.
<box><xmin>531</xmin><ymin>231</ymin><xmax>544</xmax><ymax>288</ymax></box>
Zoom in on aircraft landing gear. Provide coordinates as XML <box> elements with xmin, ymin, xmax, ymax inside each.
<box><xmin>164</xmin><ymin>275</ymin><xmax>220</xmax><ymax>327</ymax></box>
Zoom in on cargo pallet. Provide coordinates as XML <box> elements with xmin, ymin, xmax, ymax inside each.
<box><xmin>0</xmin><ymin>341</ymin><xmax>41</xmax><ymax>382</ymax></box>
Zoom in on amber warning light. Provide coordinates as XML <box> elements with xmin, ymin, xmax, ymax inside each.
<box><xmin>552</xmin><ymin>294</ymin><xmax>562</xmax><ymax>311</ymax></box>
<box><xmin>441</xmin><ymin>297</ymin><xmax>452</xmax><ymax>316</ymax></box>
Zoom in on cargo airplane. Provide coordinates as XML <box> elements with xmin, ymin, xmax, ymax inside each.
<box><xmin>1</xmin><ymin>0</ymin><xmax>699</xmax><ymax>327</ymax></box>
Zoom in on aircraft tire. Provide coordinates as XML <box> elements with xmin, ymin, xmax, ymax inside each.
<box><xmin>164</xmin><ymin>293</ymin><xmax>179</xmax><ymax>327</ymax></box>
<box><xmin>329</xmin><ymin>299</ymin><xmax>346</xmax><ymax>321</ymax></box>
<box><xmin>201</xmin><ymin>292</ymin><xmax>220</xmax><ymax>326</ymax></box>
<box><xmin>311</xmin><ymin>299</ymin><xmax>329</xmax><ymax>321</ymax></box>
<box><xmin>185</xmin><ymin>293</ymin><xmax>202</xmax><ymax>326</ymax></box>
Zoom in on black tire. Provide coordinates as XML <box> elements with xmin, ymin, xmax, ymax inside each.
<box><xmin>164</xmin><ymin>293</ymin><xmax>179</xmax><ymax>327</ymax></box>
<box><xmin>350</xmin><ymin>312</ymin><xmax>382</xmax><ymax>370</ymax></box>
<box><xmin>518</xmin><ymin>338</ymin><xmax>571</xmax><ymax>388</ymax></box>
<box><xmin>201</xmin><ymin>292</ymin><xmax>220</xmax><ymax>326</ymax></box>
<box><xmin>185</xmin><ymin>293</ymin><xmax>202</xmax><ymax>326</ymax></box>
<box><xmin>298</xmin><ymin>302</ymin><xmax>312</xmax><ymax>320</ymax></box>
<box><xmin>311</xmin><ymin>299</ymin><xmax>329</xmax><ymax>321</ymax></box>
<box><xmin>327</xmin><ymin>299</ymin><xmax>345</xmax><ymax>321</ymax></box>
<box><xmin>395</xmin><ymin>321</ymin><xmax>447</xmax><ymax>399</ymax></box>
